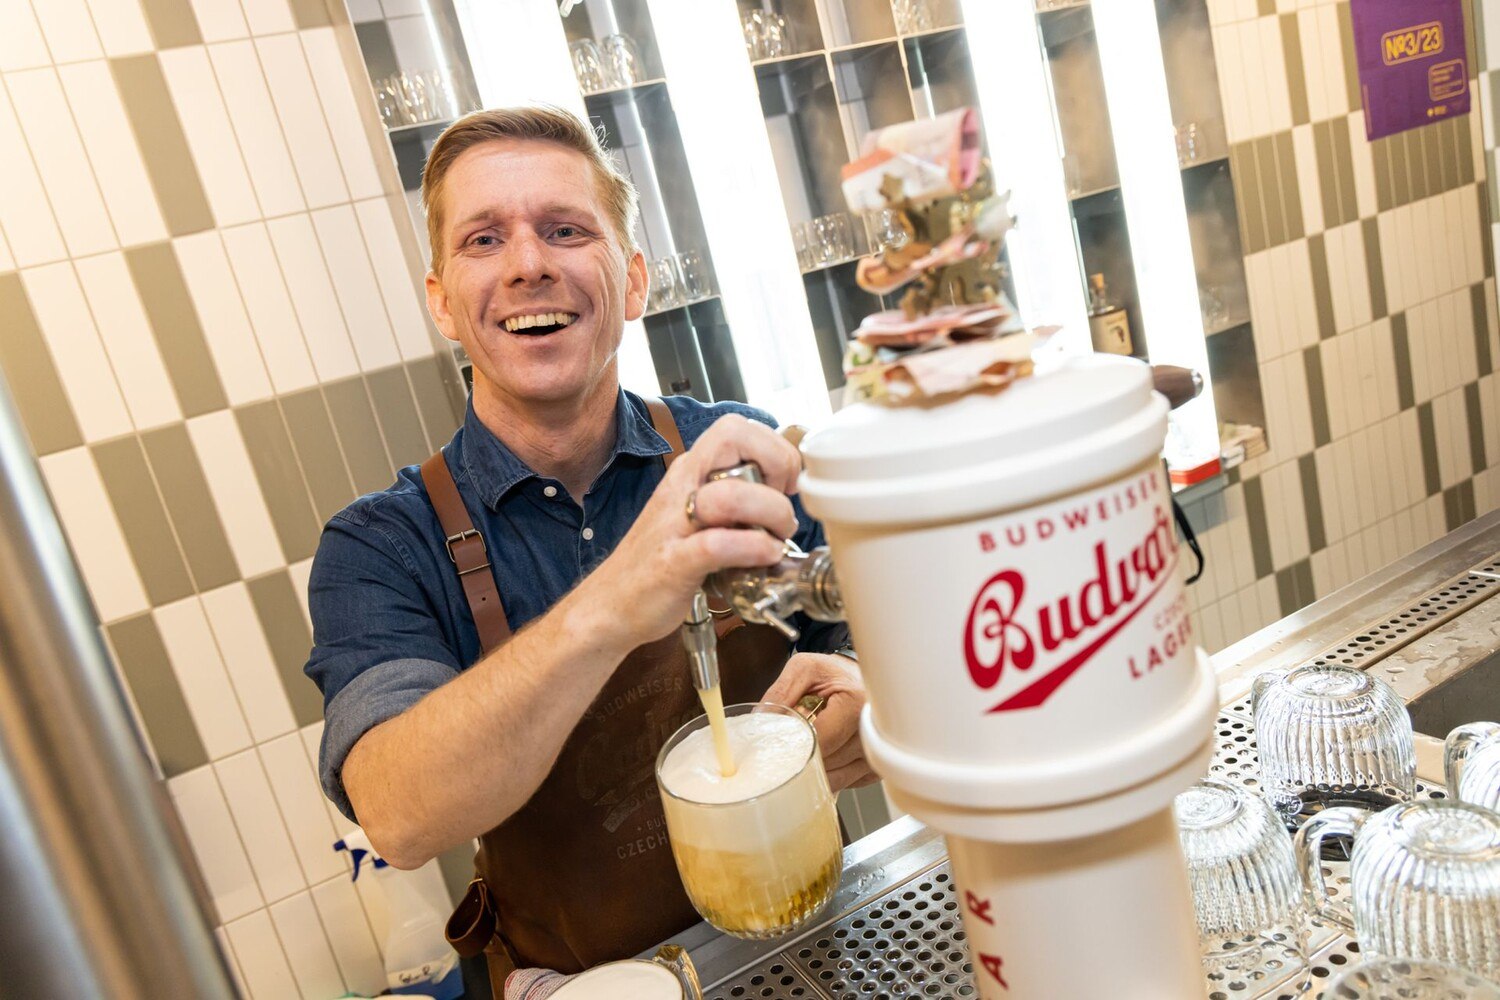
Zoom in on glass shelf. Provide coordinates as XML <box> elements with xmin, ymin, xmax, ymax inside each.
<box><xmin>642</xmin><ymin>293</ymin><xmax>720</xmax><ymax>320</ymax></box>
<box><xmin>581</xmin><ymin>76</ymin><xmax>666</xmax><ymax>99</ymax></box>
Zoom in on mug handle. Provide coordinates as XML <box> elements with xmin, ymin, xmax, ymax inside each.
<box><xmin>1293</xmin><ymin>806</ymin><xmax>1370</xmax><ymax>934</ymax></box>
<box><xmin>653</xmin><ymin>945</ymin><xmax>703</xmax><ymax>1000</ymax></box>
<box><xmin>1445</xmin><ymin>722</ymin><xmax>1500</xmax><ymax>801</ymax></box>
<box><xmin>1250</xmin><ymin>668</ymin><xmax>1287</xmax><ymax>718</ymax></box>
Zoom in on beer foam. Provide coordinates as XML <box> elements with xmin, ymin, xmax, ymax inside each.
<box><xmin>661</xmin><ymin>712</ymin><xmax>813</xmax><ymax>804</ymax></box>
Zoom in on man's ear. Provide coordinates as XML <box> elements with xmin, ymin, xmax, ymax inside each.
<box><xmin>623</xmin><ymin>249</ymin><xmax>648</xmax><ymax>322</ymax></box>
<box><xmin>425</xmin><ymin>269</ymin><xmax>461</xmax><ymax>344</ymax></box>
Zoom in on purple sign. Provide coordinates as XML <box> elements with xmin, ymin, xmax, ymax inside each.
<box><xmin>1350</xmin><ymin>0</ymin><xmax>1470</xmax><ymax>141</ymax></box>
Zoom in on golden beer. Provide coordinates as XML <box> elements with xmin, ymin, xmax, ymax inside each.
<box><xmin>656</xmin><ymin>704</ymin><xmax>842</xmax><ymax>938</ymax></box>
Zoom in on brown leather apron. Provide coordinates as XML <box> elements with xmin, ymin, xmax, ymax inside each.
<box><xmin>429</xmin><ymin>399</ymin><xmax>790</xmax><ymax>994</ymax></box>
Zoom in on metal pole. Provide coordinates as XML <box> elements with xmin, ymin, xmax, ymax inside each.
<box><xmin>0</xmin><ymin>368</ymin><xmax>239</xmax><ymax>999</ymax></box>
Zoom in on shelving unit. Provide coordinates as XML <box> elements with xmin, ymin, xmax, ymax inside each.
<box><xmin>341</xmin><ymin>0</ymin><xmax>1265</xmax><ymax>435</ymax></box>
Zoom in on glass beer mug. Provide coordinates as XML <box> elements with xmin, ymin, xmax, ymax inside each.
<box><xmin>656</xmin><ymin>703</ymin><xmax>842</xmax><ymax>939</ymax></box>
<box><xmin>1445</xmin><ymin>722</ymin><xmax>1500</xmax><ymax>812</ymax></box>
<box><xmin>1295</xmin><ymin>799</ymin><xmax>1500</xmax><ymax>981</ymax></box>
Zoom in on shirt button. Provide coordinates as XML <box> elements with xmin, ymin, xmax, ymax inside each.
<box><xmin>543</xmin><ymin>485</ymin><xmax>558</xmax><ymax>498</ymax></box>
<box><xmin>582</xmin><ymin>527</ymin><xmax>595</xmax><ymax>541</ymax></box>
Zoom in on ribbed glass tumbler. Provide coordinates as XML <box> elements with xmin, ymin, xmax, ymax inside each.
<box><xmin>1446</xmin><ymin>721</ymin><xmax>1500</xmax><ymax>812</ymax></box>
<box><xmin>1295</xmin><ymin>799</ymin><xmax>1500</xmax><ymax>983</ymax></box>
<box><xmin>1324</xmin><ymin>957</ymin><xmax>1500</xmax><ymax>999</ymax></box>
<box><xmin>1252</xmin><ymin>664</ymin><xmax>1416</xmax><ymax>824</ymax></box>
<box><xmin>1174</xmin><ymin>779</ymin><xmax>1310</xmax><ymax>995</ymax></box>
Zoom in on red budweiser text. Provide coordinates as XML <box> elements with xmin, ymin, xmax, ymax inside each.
<box><xmin>963</xmin><ymin>504</ymin><xmax>1179</xmax><ymax>712</ymax></box>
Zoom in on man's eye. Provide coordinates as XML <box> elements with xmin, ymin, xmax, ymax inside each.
<box><xmin>469</xmin><ymin>234</ymin><xmax>498</xmax><ymax>247</ymax></box>
<box><xmin>554</xmin><ymin>226</ymin><xmax>581</xmax><ymax>239</ymax></box>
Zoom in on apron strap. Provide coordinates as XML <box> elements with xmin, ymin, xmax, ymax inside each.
<box><xmin>420</xmin><ymin>451</ymin><xmax>512</xmax><ymax>654</ymax></box>
<box><xmin>644</xmin><ymin>397</ymin><xmax>685</xmax><ymax>470</ymax></box>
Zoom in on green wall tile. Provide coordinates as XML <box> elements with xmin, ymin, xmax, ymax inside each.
<box><xmin>1464</xmin><ymin>381</ymin><xmax>1488</xmax><ymax>474</ymax></box>
<box><xmin>408</xmin><ymin>355</ymin><xmax>462</xmax><ymax>446</ymax></box>
<box><xmin>1242</xmin><ymin>476</ymin><xmax>1275</xmax><ymax>579</ymax></box>
<box><xmin>140</xmin><ymin>424</ymin><xmax>240</xmax><ymax>591</ymax></box>
<box><xmin>1308</xmin><ymin>235</ymin><xmax>1337</xmax><ymax>340</ymax></box>
<box><xmin>1362</xmin><ymin>217</ymin><xmax>1387</xmax><ymax>320</ymax></box>
<box><xmin>137</xmin><ymin>0</ymin><xmax>201</xmax><ymax>48</ymax></box>
<box><xmin>246</xmin><ymin>571</ymin><xmax>322</xmax><ymax>728</ymax></box>
<box><xmin>1303</xmin><ymin>347</ymin><xmax>1332</xmax><ymax>447</ymax></box>
<box><xmin>1472</xmin><ymin>284</ymin><xmax>1494</xmax><ymax>377</ymax></box>
<box><xmin>1298</xmin><ymin>453</ymin><xmax>1327</xmax><ymax>553</ymax></box>
<box><xmin>368</xmin><ymin>366</ymin><xmax>431</xmax><ymax>470</ymax></box>
<box><xmin>125</xmin><ymin>243</ymin><xmax>228</xmax><ymax>418</ymax></box>
<box><xmin>1391</xmin><ymin>313</ymin><xmax>1415</xmax><ymax>410</ymax></box>
<box><xmin>92</xmin><ymin>436</ymin><xmax>194</xmax><ymax>605</ymax></box>
<box><xmin>111</xmin><ymin>56</ymin><xmax>214</xmax><ymax>237</ymax></box>
<box><xmin>280</xmin><ymin>389</ymin><xmax>357</xmax><ymax>523</ymax></box>
<box><xmin>1416</xmin><ymin>401</ymin><xmax>1442</xmax><ymax>497</ymax></box>
<box><xmin>324</xmin><ymin>376</ymin><xmax>397</xmax><ymax>495</ymax></box>
<box><xmin>108</xmin><ymin>613</ymin><xmax>208</xmax><ymax>777</ymax></box>
<box><xmin>235</xmin><ymin>402</ymin><xmax>322</xmax><ymax>562</ymax></box>
<box><xmin>0</xmin><ymin>274</ymin><xmax>82</xmax><ymax>456</ymax></box>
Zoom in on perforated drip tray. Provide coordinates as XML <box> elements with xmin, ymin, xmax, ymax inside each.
<box><xmin>695</xmin><ymin>712</ymin><xmax>1448</xmax><ymax>1000</ymax></box>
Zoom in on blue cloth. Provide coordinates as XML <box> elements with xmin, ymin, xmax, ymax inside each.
<box><xmin>305</xmin><ymin>389</ymin><xmax>844</xmax><ymax>821</ymax></box>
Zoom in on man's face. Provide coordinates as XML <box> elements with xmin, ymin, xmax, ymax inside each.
<box><xmin>425</xmin><ymin>139</ymin><xmax>647</xmax><ymax>409</ymax></box>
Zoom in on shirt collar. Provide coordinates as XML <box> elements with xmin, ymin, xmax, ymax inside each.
<box><xmin>459</xmin><ymin>389</ymin><xmax>673</xmax><ymax>508</ymax></box>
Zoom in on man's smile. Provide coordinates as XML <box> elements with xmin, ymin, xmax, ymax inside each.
<box><xmin>500</xmin><ymin>311</ymin><xmax>580</xmax><ymax>335</ymax></box>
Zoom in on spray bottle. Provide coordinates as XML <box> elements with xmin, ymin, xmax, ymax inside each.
<box><xmin>333</xmin><ymin>830</ymin><xmax>463</xmax><ymax>999</ymax></box>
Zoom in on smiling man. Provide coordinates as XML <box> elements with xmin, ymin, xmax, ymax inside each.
<box><xmin>304</xmin><ymin>106</ymin><xmax>870</xmax><ymax>992</ymax></box>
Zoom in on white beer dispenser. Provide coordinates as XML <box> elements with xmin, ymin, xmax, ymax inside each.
<box><xmin>798</xmin><ymin>354</ymin><xmax>1218</xmax><ymax>999</ymax></box>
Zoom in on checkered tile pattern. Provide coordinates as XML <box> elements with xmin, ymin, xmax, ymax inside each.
<box><xmin>0</xmin><ymin>0</ymin><xmax>469</xmax><ymax>995</ymax></box>
<box><xmin>1184</xmin><ymin>0</ymin><xmax>1500</xmax><ymax>655</ymax></box>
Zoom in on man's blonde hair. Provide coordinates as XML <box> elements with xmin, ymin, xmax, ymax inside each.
<box><xmin>421</xmin><ymin>105</ymin><xmax>639</xmax><ymax>273</ymax></box>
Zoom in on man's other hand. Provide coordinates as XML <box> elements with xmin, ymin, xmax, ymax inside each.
<box><xmin>583</xmin><ymin>413</ymin><xmax>802</xmax><ymax>654</ymax></box>
<box><xmin>764</xmin><ymin>652</ymin><xmax>877</xmax><ymax>792</ymax></box>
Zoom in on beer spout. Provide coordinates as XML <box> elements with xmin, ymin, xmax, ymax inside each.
<box><xmin>682</xmin><ymin>590</ymin><xmax>719</xmax><ymax>692</ymax></box>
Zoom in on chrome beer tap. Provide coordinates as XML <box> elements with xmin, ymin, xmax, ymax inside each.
<box><xmin>680</xmin><ymin>462</ymin><xmax>846</xmax><ymax>678</ymax></box>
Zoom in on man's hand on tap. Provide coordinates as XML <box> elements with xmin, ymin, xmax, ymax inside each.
<box><xmin>764</xmin><ymin>652</ymin><xmax>877</xmax><ymax>792</ymax></box>
<box><xmin>583</xmin><ymin>414</ymin><xmax>802</xmax><ymax>658</ymax></box>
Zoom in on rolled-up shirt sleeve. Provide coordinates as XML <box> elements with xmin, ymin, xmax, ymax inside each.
<box><xmin>305</xmin><ymin>512</ymin><xmax>461</xmax><ymax>822</ymax></box>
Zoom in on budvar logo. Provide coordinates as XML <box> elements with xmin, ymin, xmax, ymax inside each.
<box><xmin>964</xmin><ymin>506</ymin><xmax>1178</xmax><ymax>713</ymax></box>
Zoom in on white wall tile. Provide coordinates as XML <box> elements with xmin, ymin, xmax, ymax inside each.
<box><xmin>185</xmin><ymin>0</ymin><xmax>248</xmax><ymax>42</ymax></box>
<box><xmin>82</xmin><ymin>0</ymin><xmax>153</xmax><ymax>57</ymax></box>
<box><xmin>254</xmin><ymin>33</ymin><xmax>347</xmax><ymax>209</ymax></box>
<box><xmin>56</xmin><ymin>61</ymin><xmax>166</xmax><ymax>247</ymax></box>
<box><xmin>310</xmin><ymin>878</ymin><xmax>386</xmax><ymax>996</ymax></box>
<box><xmin>301</xmin><ymin>29</ymin><xmax>383</xmax><ymax>201</ymax></box>
<box><xmin>1314</xmin><ymin>5</ymin><xmax>1347</xmax><ymax>119</ymax></box>
<box><xmin>1347</xmin><ymin>112</ymin><xmax>1377</xmax><ymax>218</ymax></box>
<box><xmin>21</xmin><ymin>262</ymin><xmax>131</xmax><ymax>441</ymax></box>
<box><xmin>1236</xmin><ymin>21</ymin><xmax>1271</xmax><ymax>139</ymax></box>
<box><xmin>74</xmin><ymin>252</ymin><xmax>182</xmax><ymax>430</ymax></box>
<box><xmin>354</xmin><ymin>197</ymin><xmax>435</xmax><ymax>361</ymax></box>
<box><xmin>155</xmin><ymin>596</ymin><xmax>254</xmax><ymax>760</ymax></box>
<box><xmin>1296</xmin><ymin>9</ymin><xmax>1328</xmax><ymax>124</ymax></box>
<box><xmin>0</xmin><ymin>0</ymin><xmax>50</xmax><ymax>71</ymax></box>
<box><xmin>224</xmin><ymin>910</ymin><xmax>300</xmax><ymax>1000</ymax></box>
<box><xmin>173</xmin><ymin>231</ymin><xmax>274</xmax><ymax>405</ymax></box>
<box><xmin>1212</xmin><ymin>24</ymin><xmax>1248</xmax><ymax>144</ymax></box>
<box><xmin>168</xmin><ymin>765</ymin><xmax>263</xmax><ymax>921</ymax></box>
<box><xmin>187</xmin><ymin>410</ymin><xmax>286</xmax><ymax>576</ymax></box>
<box><xmin>0</xmin><ymin>224</ymin><xmax>13</xmax><ymax>271</ymax></box>
<box><xmin>201</xmin><ymin>581</ymin><xmax>298</xmax><ymax>742</ymax></box>
<box><xmin>1291</xmin><ymin>124</ymin><xmax>1323</xmax><ymax>235</ymax></box>
<box><xmin>216</xmin><ymin>748</ymin><xmax>306</xmax><ymax>902</ymax></box>
<box><xmin>208</xmin><ymin>40</ymin><xmax>304</xmax><ymax>217</ymax></box>
<box><xmin>266</xmin><ymin>214</ymin><xmax>360</xmax><ymax>380</ymax></box>
<box><xmin>30</xmin><ymin>0</ymin><xmax>103</xmax><ymax>64</ymax></box>
<box><xmin>380</xmin><ymin>0</ymin><xmax>429</xmax><ymax>16</ymax></box>
<box><xmin>271</xmin><ymin>892</ymin><xmax>346</xmax><ymax>999</ymax></box>
<box><xmin>312</xmin><ymin>205</ymin><xmax>401</xmax><ymax>371</ymax></box>
<box><xmin>158</xmin><ymin>46</ymin><xmax>261</xmax><ymax>227</ymax></box>
<box><xmin>240</xmin><ymin>0</ymin><xmax>294</xmax><ymax>36</ymax></box>
<box><xmin>221</xmin><ymin>222</ymin><xmax>318</xmax><ymax>392</ymax></box>
<box><xmin>346</xmin><ymin>0</ymin><xmax>382</xmax><ymax>20</ymax></box>
<box><xmin>5</xmin><ymin>68</ymin><xmax>116</xmax><ymax>258</ymax></box>
<box><xmin>38</xmin><ymin>447</ymin><xmax>148</xmax><ymax>621</ymax></box>
<box><xmin>1257</xmin><ymin>16</ymin><xmax>1293</xmax><ymax>134</ymax></box>
<box><xmin>261</xmin><ymin>734</ymin><xmax>344</xmax><ymax>884</ymax></box>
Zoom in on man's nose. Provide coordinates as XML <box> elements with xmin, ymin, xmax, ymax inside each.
<box><xmin>504</xmin><ymin>231</ymin><xmax>556</xmax><ymax>286</ymax></box>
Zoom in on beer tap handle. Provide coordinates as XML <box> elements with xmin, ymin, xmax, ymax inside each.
<box><xmin>752</xmin><ymin>594</ymin><xmax>801</xmax><ymax>642</ymax></box>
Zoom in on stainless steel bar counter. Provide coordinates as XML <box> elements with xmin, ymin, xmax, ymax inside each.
<box><xmin>649</xmin><ymin>509</ymin><xmax>1500</xmax><ymax>1000</ymax></box>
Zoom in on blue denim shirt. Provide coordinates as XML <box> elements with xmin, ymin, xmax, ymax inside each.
<box><xmin>305</xmin><ymin>389</ymin><xmax>844</xmax><ymax>821</ymax></box>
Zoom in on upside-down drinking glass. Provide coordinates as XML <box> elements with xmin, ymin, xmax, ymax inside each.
<box><xmin>1446</xmin><ymin>721</ymin><xmax>1500</xmax><ymax>812</ymax></box>
<box><xmin>1252</xmin><ymin>664</ymin><xmax>1416</xmax><ymax>825</ymax></box>
<box><xmin>569</xmin><ymin>39</ymin><xmax>606</xmax><ymax>93</ymax></box>
<box><xmin>1324</xmin><ymin>958</ymin><xmax>1500</xmax><ymax>999</ymax></box>
<box><xmin>1295</xmin><ymin>799</ymin><xmax>1500</xmax><ymax>982</ymax></box>
<box><xmin>1174</xmin><ymin>780</ymin><xmax>1310</xmax><ymax>994</ymax></box>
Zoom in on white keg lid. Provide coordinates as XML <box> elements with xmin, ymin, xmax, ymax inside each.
<box><xmin>800</xmin><ymin>354</ymin><xmax>1167</xmax><ymax>527</ymax></box>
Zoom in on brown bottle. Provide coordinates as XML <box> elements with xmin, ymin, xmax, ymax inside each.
<box><xmin>1087</xmin><ymin>273</ymin><xmax>1134</xmax><ymax>356</ymax></box>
